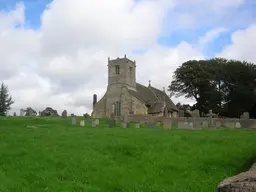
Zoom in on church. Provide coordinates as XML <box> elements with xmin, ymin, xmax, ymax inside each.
<box><xmin>91</xmin><ymin>55</ymin><xmax>178</xmax><ymax>118</ymax></box>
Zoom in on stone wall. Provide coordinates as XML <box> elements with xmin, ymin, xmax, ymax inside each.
<box><xmin>132</xmin><ymin>96</ymin><xmax>147</xmax><ymax>115</ymax></box>
<box><xmin>126</xmin><ymin>115</ymin><xmax>256</xmax><ymax>129</ymax></box>
<box><xmin>92</xmin><ymin>95</ymin><xmax>106</xmax><ymax>118</ymax></box>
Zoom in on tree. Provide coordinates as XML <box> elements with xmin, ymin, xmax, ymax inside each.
<box><xmin>24</xmin><ymin>107</ymin><xmax>37</xmax><ymax>116</ymax></box>
<box><xmin>169</xmin><ymin>58</ymin><xmax>256</xmax><ymax>117</ymax></box>
<box><xmin>0</xmin><ymin>82</ymin><xmax>14</xmax><ymax>116</ymax></box>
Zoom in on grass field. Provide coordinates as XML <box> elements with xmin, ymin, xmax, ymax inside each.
<box><xmin>0</xmin><ymin>116</ymin><xmax>255</xmax><ymax>192</ymax></box>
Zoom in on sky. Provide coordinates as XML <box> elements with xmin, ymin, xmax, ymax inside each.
<box><xmin>0</xmin><ymin>0</ymin><xmax>255</xmax><ymax>116</ymax></box>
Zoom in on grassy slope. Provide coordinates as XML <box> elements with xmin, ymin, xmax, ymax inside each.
<box><xmin>0</xmin><ymin>117</ymin><xmax>255</xmax><ymax>192</ymax></box>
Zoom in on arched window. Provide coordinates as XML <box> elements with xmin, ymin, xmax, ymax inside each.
<box><xmin>115</xmin><ymin>65</ymin><xmax>120</xmax><ymax>74</ymax></box>
<box><xmin>112</xmin><ymin>101</ymin><xmax>121</xmax><ymax>116</ymax></box>
<box><xmin>129</xmin><ymin>66</ymin><xmax>132</xmax><ymax>74</ymax></box>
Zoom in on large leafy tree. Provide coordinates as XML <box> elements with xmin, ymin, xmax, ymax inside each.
<box><xmin>0</xmin><ymin>82</ymin><xmax>14</xmax><ymax>116</ymax></box>
<box><xmin>169</xmin><ymin>58</ymin><xmax>256</xmax><ymax>117</ymax></box>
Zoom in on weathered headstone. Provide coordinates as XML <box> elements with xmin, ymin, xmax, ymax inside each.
<box><xmin>92</xmin><ymin>121</ymin><xmax>96</xmax><ymax>128</ymax></box>
<box><xmin>61</xmin><ymin>110</ymin><xmax>67</xmax><ymax>118</ymax></box>
<box><xmin>235</xmin><ymin>122</ymin><xmax>241</xmax><ymax>128</ymax></box>
<box><xmin>240</xmin><ymin>112</ymin><xmax>250</xmax><ymax>119</ymax></box>
<box><xmin>87</xmin><ymin>118</ymin><xmax>92</xmax><ymax>124</ymax></box>
<box><xmin>163</xmin><ymin>119</ymin><xmax>172</xmax><ymax>130</ymax></box>
<box><xmin>135</xmin><ymin>123</ymin><xmax>140</xmax><ymax>128</ymax></box>
<box><xmin>208</xmin><ymin>109</ymin><xmax>214</xmax><ymax>127</ymax></box>
<box><xmin>178</xmin><ymin>122</ymin><xmax>193</xmax><ymax>129</ymax></box>
<box><xmin>121</xmin><ymin>122</ymin><xmax>127</xmax><ymax>128</ymax></box>
<box><xmin>20</xmin><ymin>109</ymin><xmax>25</xmax><ymax>116</ymax></box>
<box><xmin>108</xmin><ymin>120</ymin><xmax>115</xmax><ymax>128</ymax></box>
<box><xmin>202</xmin><ymin>121</ymin><xmax>208</xmax><ymax>128</ymax></box>
<box><xmin>80</xmin><ymin>120</ymin><xmax>85</xmax><ymax>127</ymax></box>
<box><xmin>72</xmin><ymin>117</ymin><xmax>76</xmax><ymax>125</ymax></box>
<box><xmin>95</xmin><ymin>119</ymin><xmax>99</xmax><ymax>126</ymax></box>
<box><xmin>192</xmin><ymin>120</ymin><xmax>201</xmax><ymax>129</ymax></box>
<box><xmin>224</xmin><ymin>122</ymin><xmax>235</xmax><ymax>128</ymax></box>
<box><xmin>191</xmin><ymin>109</ymin><xmax>200</xmax><ymax>117</ymax></box>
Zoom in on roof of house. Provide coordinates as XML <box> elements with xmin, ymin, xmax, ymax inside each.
<box><xmin>128</xmin><ymin>83</ymin><xmax>178</xmax><ymax>113</ymax></box>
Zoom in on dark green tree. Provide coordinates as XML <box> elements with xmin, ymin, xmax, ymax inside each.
<box><xmin>168</xmin><ymin>60</ymin><xmax>216</xmax><ymax>114</ymax></box>
<box><xmin>0</xmin><ymin>82</ymin><xmax>14</xmax><ymax>116</ymax></box>
<box><xmin>169</xmin><ymin>58</ymin><xmax>256</xmax><ymax>117</ymax></box>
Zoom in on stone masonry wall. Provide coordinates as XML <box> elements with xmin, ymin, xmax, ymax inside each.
<box><xmin>126</xmin><ymin>115</ymin><xmax>256</xmax><ymax>129</ymax></box>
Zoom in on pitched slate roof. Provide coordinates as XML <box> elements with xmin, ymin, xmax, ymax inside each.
<box><xmin>128</xmin><ymin>83</ymin><xmax>178</xmax><ymax>113</ymax></box>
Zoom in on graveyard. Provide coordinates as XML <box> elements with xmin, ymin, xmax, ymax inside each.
<box><xmin>0</xmin><ymin>116</ymin><xmax>255</xmax><ymax>191</ymax></box>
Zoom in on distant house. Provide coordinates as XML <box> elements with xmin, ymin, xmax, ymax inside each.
<box><xmin>91</xmin><ymin>55</ymin><xmax>178</xmax><ymax>118</ymax></box>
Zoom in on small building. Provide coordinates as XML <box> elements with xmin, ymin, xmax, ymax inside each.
<box><xmin>91</xmin><ymin>55</ymin><xmax>178</xmax><ymax>118</ymax></box>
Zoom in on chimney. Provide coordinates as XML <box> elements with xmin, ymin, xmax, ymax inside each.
<box><xmin>93</xmin><ymin>94</ymin><xmax>97</xmax><ymax>106</ymax></box>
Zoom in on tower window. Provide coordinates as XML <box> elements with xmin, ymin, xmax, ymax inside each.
<box><xmin>129</xmin><ymin>66</ymin><xmax>132</xmax><ymax>73</ymax></box>
<box><xmin>115</xmin><ymin>65</ymin><xmax>120</xmax><ymax>74</ymax></box>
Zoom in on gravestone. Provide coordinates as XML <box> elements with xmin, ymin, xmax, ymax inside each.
<box><xmin>235</xmin><ymin>122</ymin><xmax>241</xmax><ymax>128</ymax></box>
<box><xmin>80</xmin><ymin>120</ymin><xmax>85</xmax><ymax>127</ymax></box>
<box><xmin>121</xmin><ymin>122</ymin><xmax>127</xmax><ymax>128</ymax></box>
<box><xmin>191</xmin><ymin>109</ymin><xmax>200</xmax><ymax>117</ymax></box>
<box><xmin>61</xmin><ymin>110</ymin><xmax>67</xmax><ymax>119</ymax></box>
<box><xmin>87</xmin><ymin>118</ymin><xmax>92</xmax><ymax>124</ymax></box>
<box><xmin>202</xmin><ymin>121</ymin><xmax>208</xmax><ymax>128</ymax></box>
<box><xmin>95</xmin><ymin>119</ymin><xmax>99</xmax><ymax>126</ymax></box>
<box><xmin>135</xmin><ymin>123</ymin><xmax>140</xmax><ymax>128</ymax></box>
<box><xmin>20</xmin><ymin>109</ymin><xmax>25</xmax><ymax>116</ymax></box>
<box><xmin>147</xmin><ymin>122</ymin><xmax>155</xmax><ymax>128</ymax></box>
<box><xmin>192</xmin><ymin>120</ymin><xmax>201</xmax><ymax>129</ymax></box>
<box><xmin>156</xmin><ymin>122</ymin><xmax>161</xmax><ymax>127</ymax></box>
<box><xmin>178</xmin><ymin>122</ymin><xmax>193</xmax><ymax>129</ymax></box>
<box><xmin>208</xmin><ymin>109</ymin><xmax>214</xmax><ymax>127</ymax></box>
<box><xmin>92</xmin><ymin>121</ymin><xmax>96</xmax><ymax>128</ymax></box>
<box><xmin>72</xmin><ymin>117</ymin><xmax>76</xmax><ymax>125</ymax></box>
<box><xmin>108</xmin><ymin>119</ymin><xmax>115</xmax><ymax>128</ymax></box>
<box><xmin>240</xmin><ymin>112</ymin><xmax>249</xmax><ymax>119</ymax></box>
<box><xmin>163</xmin><ymin>119</ymin><xmax>172</xmax><ymax>130</ymax></box>
<box><xmin>224</xmin><ymin>122</ymin><xmax>235</xmax><ymax>128</ymax></box>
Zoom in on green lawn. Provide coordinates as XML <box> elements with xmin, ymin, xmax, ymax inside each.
<box><xmin>0</xmin><ymin>117</ymin><xmax>255</xmax><ymax>192</ymax></box>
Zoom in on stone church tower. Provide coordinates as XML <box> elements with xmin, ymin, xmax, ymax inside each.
<box><xmin>91</xmin><ymin>55</ymin><xmax>178</xmax><ymax>118</ymax></box>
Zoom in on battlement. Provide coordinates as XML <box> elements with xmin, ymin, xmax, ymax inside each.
<box><xmin>108</xmin><ymin>55</ymin><xmax>136</xmax><ymax>66</ymax></box>
<box><xmin>107</xmin><ymin>55</ymin><xmax>136</xmax><ymax>90</ymax></box>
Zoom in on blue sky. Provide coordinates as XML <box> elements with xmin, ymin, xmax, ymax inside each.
<box><xmin>0</xmin><ymin>0</ymin><xmax>255</xmax><ymax>57</ymax></box>
<box><xmin>0</xmin><ymin>0</ymin><xmax>255</xmax><ymax>114</ymax></box>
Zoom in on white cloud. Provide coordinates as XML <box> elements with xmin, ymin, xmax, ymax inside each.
<box><xmin>217</xmin><ymin>24</ymin><xmax>256</xmax><ymax>63</ymax></box>
<box><xmin>199</xmin><ymin>27</ymin><xmax>228</xmax><ymax>47</ymax></box>
<box><xmin>0</xmin><ymin>0</ymin><xmax>254</xmax><ymax>116</ymax></box>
